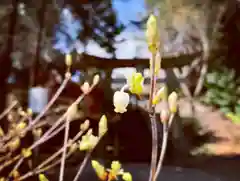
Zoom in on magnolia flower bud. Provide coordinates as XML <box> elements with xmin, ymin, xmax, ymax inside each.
<box><xmin>122</xmin><ymin>172</ymin><xmax>132</xmax><ymax>181</ymax></box>
<box><xmin>93</xmin><ymin>74</ymin><xmax>100</xmax><ymax>85</ymax></box>
<box><xmin>86</xmin><ymin>128</ymin><xmax>93</xmax><ymax>136</ymax></box>
<box><xmin>8</xmin><ymin>137</ymin><xmax>20</xmax><ymax>151</ymax></box>
<box><xmin>38</xmin><ymin>174</ymin><xmax>49</xmax><ymax>181</ymax></box>
<box><xmin>79</xmin><ymin>133</ymin><xmax>99</xmax><ymax>151</ymax></box>
<box><xmin>113</xmin><ymin>91</ymin><xmax>130</xmax><ymax>114</ymax></box>
<box><xmin>111</xmin><ymin>161</ymin><xmax>122</xmax><ymax>174</ymax></box>
<box><xmin>98</xmin><ymin>115</ymin><xmax>108</xmax><ymax>137</ymax></box>
<box><xmin>65</xmin><ymin>54</ymin><xmax>72</xmax><ymax>67</ymax></box>
<box><xmin>10</xmin><ymin>170</ymin><xmax>20</xmax><ymax>179</ymax></box>
<box><xmin>146</xmin><ymin>14</ymin><xmax>159</xmax><ymax>53</ymax></box>
<box><xmin>69</xmin><ymin>142</ymin><xmax>78</xmax><ymax>153</ymax></box>
<box><xmin>81</xmin><ymin>81</ymin><xmax>90</xmax><ymax>94</ymax></box>
<box><xmin>16</xmin><ymin>121</ymin><xmax>27</xmax><ymax>132</ymax></box>
<box><xmin>152</xmin><ymin>86</ymin><xmax>167</xmax><ymax>105</ymax></box>
<box><xmin>127</xmin><ymin>72</ymin><xmax>144</xmax><ymax>95</ymax></box>
<box><xmin>32</xmin><ymin>128</ymin><xmax>42</xmax><ymax>138</ymax></box>
<box><xmin>91</xmin><ymin>160</ymin><xmax>107</xmax><ymax>180</ymax></box>
<box><xmin>27</xmin><ymin>108</ymin><xmax>32</xmax><ymax>116</ymax></box>
<box><xmin>80</xmin><ymin>119</ymin><xmax>90</xmax><ymax>131</ymax></box>
<box><xmin>168</xmin><ymin>91</ymin><xmax>178</xmax><ymax>113</ymax></box>
<box><xmin>160</xmin><ymin>109</ymin><xmax>169</xmax><ymax>123</ymax></box>
<box><xmin>21</xmin><ymin>148</ymin><xmax>32</xmax><ymax>158</ymax></box>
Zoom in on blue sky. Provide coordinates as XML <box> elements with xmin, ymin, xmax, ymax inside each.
<box><xmin>53</xmin><ymin>0</ymin><xmax>151</xmax><ymax>59</ymax></box>
<box><xmin>112</xmin><ymin>0</ymin><xmax>147</xmax><ymax>25</ymax></box>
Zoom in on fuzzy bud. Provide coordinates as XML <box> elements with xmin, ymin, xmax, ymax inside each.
<box><xmin>65</xmin><ymin>54</ymin><xmax>72</xmax><ymax>67</ymax></box>
<box><xmin>122</xmin><ymin>172</ymin><xmax>132</xmax><ymax>181</ymax></box>
<box><xmin>80</xmin><ymin>119</ymin><xmax>90</xmax><ymax>131</ymax></box>
<box><xmin>168</xmin><ymin>91</ymin><xmax>178</xmax><ymax>113</ymax></box>
<box><xmin>98</xmin><ymin>115</ymin><xmax>108</xmax><ymax>137</ymax></box>
<box><xmin>8</xmin><ymin>137</ymin><xmax>20</xmax><ymax>151</ymax></box>
<box><xmin>32</xmin><ymin>128</ymin><xmax>43</xmax><ymax>138</ymax></box>
<box><xmin>81</xmin><ymin>81</ymin><xmax>90</xmax><ymax>94</ymax></box>
<box><xmin>146</xmin><ymin>14</ymin><xmax>159</xmax><ymax>53</ymax></box>
<box><xmin>93</xmin><ymin>74</ymin><xmax>100</xmax><ymax>85</ymax></box>
<box><xmin>152</xmin><ymin>86</ymin><xmax>167</xmax><ymax>105</ymax></box>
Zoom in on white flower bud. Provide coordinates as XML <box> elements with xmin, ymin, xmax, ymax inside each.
<box><xmin>93</xmin><ymin>74</ymin><xmax>100</xmax><ymax>85</ymax></box>
<box><xmin>81</xmin><ymin>81</ymin><xmax>90</xmax><ymax>94</ymax></box>
<box><xmin>113</xmin><ymin>91</ymin><xmax>130</xmax><ymax>114</ymax></box>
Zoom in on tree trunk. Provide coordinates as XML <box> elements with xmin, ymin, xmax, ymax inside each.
<box><xmin>0</xmin><ymin>0</ymin><xmax>19</xmax><ymax>132</ymax></box>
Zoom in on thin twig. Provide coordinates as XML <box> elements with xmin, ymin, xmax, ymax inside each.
<box><xmin>72</xmin><ymin>149</ymin><xmax>93</xmax><ymax>181</ymax></box>
<box><xmin>0</xmin><ymin>77</ymin><xmax>69</xmax><ymax>143</ymax></box>
<box><xmin>28</xmin><ymin>77</ymin><xmax>70</xmax><ymax>131</ymax></box>
<box><xmin>19</xmin><ymin>130</ymin><xmax>84</xmax><ymax>181</ymax></box>
<box><xmin>154</xmin><ymin>114</ymin><xmax>175</xmax><ymax>180</ymax></box>
<box><xmin>59</xmin><ymin>117</ymin><xmax>70</xmax><ymax>181</ymax></box>
<box><xmin>148</xmin><ymin>52</ymin><xmax>158</xmax><ymax>181</ymax></box>
<box><xmin>0</xmin><ymin>100</ymin><xmax>18</xmax><ymax>120</ymax></box>
<box><xmin>72</xmin><ymin>134</ymin><xmax>105</xmax><ymax>181</ymax></box>
<box><xmin>36</xmin><ymin>130</ymin><xmax>84</xmax><ymax>170</ymax></box>
<box><xmin>19</xmin><ymin>150</ymin><xmax>74</xmax><ymax>181</ymax></box>
<box><xmin>6</xmin><ymin>83</ymin><xmax>97</xmax><ymax>174</ymax></box>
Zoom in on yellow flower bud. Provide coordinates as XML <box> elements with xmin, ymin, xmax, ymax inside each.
<box><xmin>113</xmin><ymin>91</ymin><xmax>130</xmax><ymax>114</ymax></box>
<box><xmin>146</xmin><ymin>14</ymin><xmax>159</xmax><ymax>53</ymax></box>
<box><xmin>16</xmin><ymin>121</ymin><xmax>27</xmax><ymax>131</ymax></box>
<box><xmin>27</xmin><ymin>108</ymin><xmax>33</xmax><ymax>116</ymax></box>
<box><xmin>81</xmin><ymin>81</ymin><xmax>90</xmax><ymax>94</ymax></box>
<box><xmin>93</xmin><ymin>74</ymin><xmax>100</xmax><ymax>85</ymax></box>
<box><xmin>69</xmin><ymin>142</ymin><xmax>78</xmax><ymax>153</ymax></box>
<box><xmin>10</xmin><ymin>170</ymin><xmax>20</xmax><ymax>179</ymax></box>
<box><xmin>32</xmin><ymin>128</ymin><xmax>43</xmax><ymax>138</ymax></box>
<box><xmin>168</xmin><ymin>91</ymin><xmax>178</xmax><ymax>113</ymax></box>
<box><xmin>80</xmin><ymin>119</ymin><xmax>90</xmax><ymax>131</ymax></box>
<box><xmin>127</xmin><ymin>72</ymin><xmax>144</xmax><ymax>95</ymax></box>
<box><xmin>0</xmin><ymin>177</ymin><xmax>5</xmax><ymax>181</ymax></box>
<box><xmin>38</xmin><ymin>173</ymin><xmax>49</xmax><ymax>181</ymax></box>
<box><xmin>98</xmin><ymin>115</ymin><xmax>108</xmax><ymax>137</ymax></box>
<box><xmin>91</xmin><ymin>160</ymin><xmax>107</xmax><ymax>180</ymax></box>
<box><xmin>86</xmin><ymin>128</ymin><xmax>93</xmax><ymax>136</ymax></box>
<box><xmin>111</xmin><ymin>161</ymin><xmax>122</xmax><ymax>175</ymax></box>
<box><xmin>65</xmin><ymin>53</ymin><xmax>72</xmax><ymax>67</ymax></box>
<box><xmin>8</xmin><ymin>137</ymin><xmax>20</xmax><ymax>151</ymax></box>
<box><xmin>122</xmin><ymin>172</ymin><xmax>132</xmax><ymax>181</ymax></box>
<box><xmin>0</xmin><ymin>126</ymin><xmax>4</xmax><ymax>137</ymax></box>
<box><xmin>152</xmin><ymin>86</ymin><xmax>167</xmax><ymax>105</ymax></box>
<box><xmin>79</xmin><ymin>133</ymin><xmax>98</xmax><ymax>151</ymax></box>
<box><xmin>21</xmin><ymin>148</ymin><xmax>32</xmax><ymax>158</ymax></box>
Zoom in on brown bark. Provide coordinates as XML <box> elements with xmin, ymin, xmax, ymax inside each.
<box><xmin>0</xmin><ymin>0</ymin><xmax>19</xmax><ymax>132</ymax></box>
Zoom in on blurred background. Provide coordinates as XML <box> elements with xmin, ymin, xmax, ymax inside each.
<box><xmin>0</xmin><ymin>0</ymin><xmax>240</xmax><ymax>180</ymax></box>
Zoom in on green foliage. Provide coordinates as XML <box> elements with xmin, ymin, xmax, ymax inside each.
<box><xmin>202</xmin><ymin>67</ymin><xmax>240</xmax><ymax>123</ymax></box>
